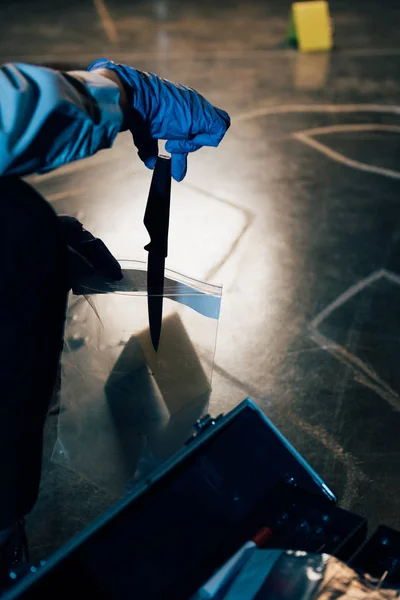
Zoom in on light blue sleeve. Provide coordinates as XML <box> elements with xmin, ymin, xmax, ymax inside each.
<box><xmin>0</xmin><ymin>63</ymin><xmax>124</xmax><ymax>177</ymax></box>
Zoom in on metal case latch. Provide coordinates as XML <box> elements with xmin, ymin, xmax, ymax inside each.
<box><xmin>186</xmin><ymin>414</ymin><xmax>223</xmax><ymax>444</ymax></box>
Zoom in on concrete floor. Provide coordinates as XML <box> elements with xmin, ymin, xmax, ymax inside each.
<box><xmin>1</xmin><ymin>0</ymin><xmax>400</xmax><ymax>567</ymax></box>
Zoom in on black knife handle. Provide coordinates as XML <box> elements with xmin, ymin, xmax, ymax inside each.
<box><xmin>143</xmin><ymin>156</ymin><xmax>172</xmax><ymax>258</ymax></box>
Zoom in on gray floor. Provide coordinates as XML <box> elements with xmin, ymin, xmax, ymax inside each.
<box><xmin>1</xmin><ymin>0</ymin><xmax>400</xmax><ymax>565</ymax></box>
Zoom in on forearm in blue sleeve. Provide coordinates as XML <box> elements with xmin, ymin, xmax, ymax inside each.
<box><xmin>0</xmin><ymin>63</ymin><xmax>124</xmax><ymax>177</ymax></box>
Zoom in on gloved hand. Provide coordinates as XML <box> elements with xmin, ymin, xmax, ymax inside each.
<box><xmin>87</xmin><ymin>58</ymin><xmax>231</xmax><ymax>182</ymax></box>
<box><xmin>58</xmin><ymin>215</ymin><xmax>122</xmax><ymax>290</ymax></box>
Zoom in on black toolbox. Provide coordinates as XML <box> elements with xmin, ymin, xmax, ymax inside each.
<box><xmin>5</xmin><ymin>399</ymin><xmax>368</xmax><ymax>600</ymax></box>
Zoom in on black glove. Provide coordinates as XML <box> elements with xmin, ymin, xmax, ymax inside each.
<box><xmin>58</xmin><ymin>215</ymin><xmax>122</xmax><ymax>290</ymax></box>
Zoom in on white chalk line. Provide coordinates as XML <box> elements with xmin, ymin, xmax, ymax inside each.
<box><xmin>234</xmin><ymin>103</ymin><xmax>400</xmax><ymax>123</ymax></box>
<box><xmin>236</xmin><ymin>102</ymin><xmax>400</xmax><ymax>407</ymax></box>
<box><xmin>93</xmin><ymin>0</ymin><xmax>119</xmax><ymax>43</ymax></box>
<box><xmin>236</xmin><ymin>106</ymin><xmax>400</xmax><ymax>178</ymax></box>
<box><xmin>311</xmin><ymin>330</ymin><xmax>400</xmax><ymax>412</ymax></box>
<box><xmin>354</xmin><ymin>372</ymin><xmax>400</xmax><ymax>410</ymax></box>
<box><xmin>310</xmin><ymin>270</ymin><xmax>388</xmax><ymax>329</ymax></box>
<box><xmin>310</xmin><ymin>270</ymin><xmax>400</xmax><ymax>412</ymax></box>
<box><xmin>294</xmin><ymin>123</ymin><xmax>400</xmax><ymax>137</ymax></box>
<box><xmin>294</xmin><ymin>129</ymin><xmax>400</xmax><ymax>181</ymax></box>
<box><xmin>283</xmin><ymin>407</ymin><xmax>369</xmax><ymax>508</ymax></box>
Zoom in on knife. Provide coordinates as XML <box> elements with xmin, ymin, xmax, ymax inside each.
<box><xmin>144</xmin><ymin>155</ymin><xmax>172</xmax><ymax>352</ymax></box>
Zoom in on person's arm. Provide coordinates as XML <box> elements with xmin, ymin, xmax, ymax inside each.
<box><xmin>0</xmin><ymin>60</ymin><xmax>230</xmax><ymax>181</ymax></box>
<box><xmin>0</xmin><ymin>63</ymin><xmax>125</xmax><ymax>177</ymax></box>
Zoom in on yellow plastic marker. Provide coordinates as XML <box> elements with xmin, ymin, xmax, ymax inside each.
<box><xmin>288</xmin><ymin>1</ymin><xmax>333</xmax><ymax>52</ymax></box>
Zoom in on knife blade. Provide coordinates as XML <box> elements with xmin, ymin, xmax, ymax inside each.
<box><xmin>144</xmin><ymin>156</ymin><xmax>172</xmax><ymax>351</ymax></box>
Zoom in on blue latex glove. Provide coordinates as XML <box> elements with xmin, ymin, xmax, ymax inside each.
<box><xmin>87</xmin><ymin>58</ymin><xmax>231</xmax><ymax>182</ymax></box>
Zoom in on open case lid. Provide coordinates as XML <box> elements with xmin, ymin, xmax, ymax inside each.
<box><xmin>7</xmin><ymin>399</ymin><xmax>336</xmax><ymax>600</ymax></box>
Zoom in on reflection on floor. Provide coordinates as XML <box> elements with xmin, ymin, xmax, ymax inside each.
<box><xmin>1</xmin><ymin>0</ymin><xmax>400</xmax><ymax>566</ymax></box>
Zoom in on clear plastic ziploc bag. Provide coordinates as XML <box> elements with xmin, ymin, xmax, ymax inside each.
<box><xmin>52</xmin><ymin>260</ymin><xmax>222</xmax><ymax>496</ymax></box>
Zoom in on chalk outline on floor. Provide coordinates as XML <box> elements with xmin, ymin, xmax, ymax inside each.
<box><xmin>213</xmin><ymin>102</ymin><xmax>400</xmax><ymax>501</ymax></box>
<box><xmin>236</xmin><ymin>103</ymin><xmax>400</xmax><ymax>179</ymax></box>
<box><xmin>294</xmin><ymin>124</ymin><xmax>400</xmax><ymax>180</ymax></box>
<box><xmin>310</xmin><ymin>269</ymin><xmax>400</xmax><ymax>412</ymax></box>
<box><xmin>236</xmin><ymin>103</ymin><xmax>400</xmax><ymax>401</ymax></box>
